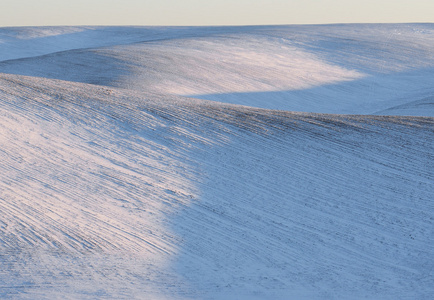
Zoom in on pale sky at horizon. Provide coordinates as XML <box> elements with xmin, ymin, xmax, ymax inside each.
<box><xmin>1</xmin><ymin>0</ymin><xmax>434</xmax><ymax>27</ymax></box>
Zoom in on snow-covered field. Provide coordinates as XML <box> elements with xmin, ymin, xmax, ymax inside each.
<box><xmin>0</xmin><ymin>25</ymin><xmax>433</xmax><ymax>299</ymax></box>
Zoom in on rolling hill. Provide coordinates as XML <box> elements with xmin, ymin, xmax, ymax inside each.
<box><xmin>0</xmin><ymin>24</ymin><xmax>433</xmax><ymax>299</ymax></box>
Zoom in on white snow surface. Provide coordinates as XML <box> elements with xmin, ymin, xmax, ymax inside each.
<box><xmin>1</xmin><ymin>24</ymin><xmax>434</xmax><ymax>115</ymax></box>
<box><xmin>0</xmin><ymin>25</ymin><xmax>433</xmax><ymax>299</ymax></box>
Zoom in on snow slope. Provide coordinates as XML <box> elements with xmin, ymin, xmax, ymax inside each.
<box><xmin>0</xmin><ymin>25</ymin><xmax>434</xmax><ymax>299</ymax></box>
<box><xmin>1</xmin><ymin>24</ymin><xmax>434</xmax><ymax>115</ymax></box>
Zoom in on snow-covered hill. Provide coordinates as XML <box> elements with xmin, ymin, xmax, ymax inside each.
<box><xmin>0</xmin><ymin>25</ymin><xmax>433</xmax><ymax>299</ymax></box>
<box><xmin>1</xmin><ymin>24</ymin><xmax>434</xmax><ymax>115</ymax></box>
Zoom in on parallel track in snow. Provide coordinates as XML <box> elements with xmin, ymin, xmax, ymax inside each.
<box><xmin>0</xmin><ymin>73</ymin><xmax>433</xmax><ymax>299</ymax></box>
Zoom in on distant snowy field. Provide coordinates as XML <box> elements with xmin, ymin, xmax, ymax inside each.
<box><xmin>0</xmin><ymin>25</ymin><xmax>433</xmax><ymax>299</ymax></box>
<box><xmin>1</xmin><ymin>24</ymin><xmax>434</xmax><ymax>116</ymax></box>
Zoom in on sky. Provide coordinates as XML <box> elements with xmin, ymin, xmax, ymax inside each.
<box><xmin>1</xmin><ymin>0</ymin><xmax>434</xmax><ymax>27</ymax></box>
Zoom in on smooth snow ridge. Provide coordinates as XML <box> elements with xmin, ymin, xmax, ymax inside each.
<box><xmin>0</xmin><ymin>73</ymin><xmax>433</xmax><ymax>299</ymax></box>
<box><xmin>1</xmin><ymin>24</ymin><xmax>434</xmax><ymax>115</ymax></box>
